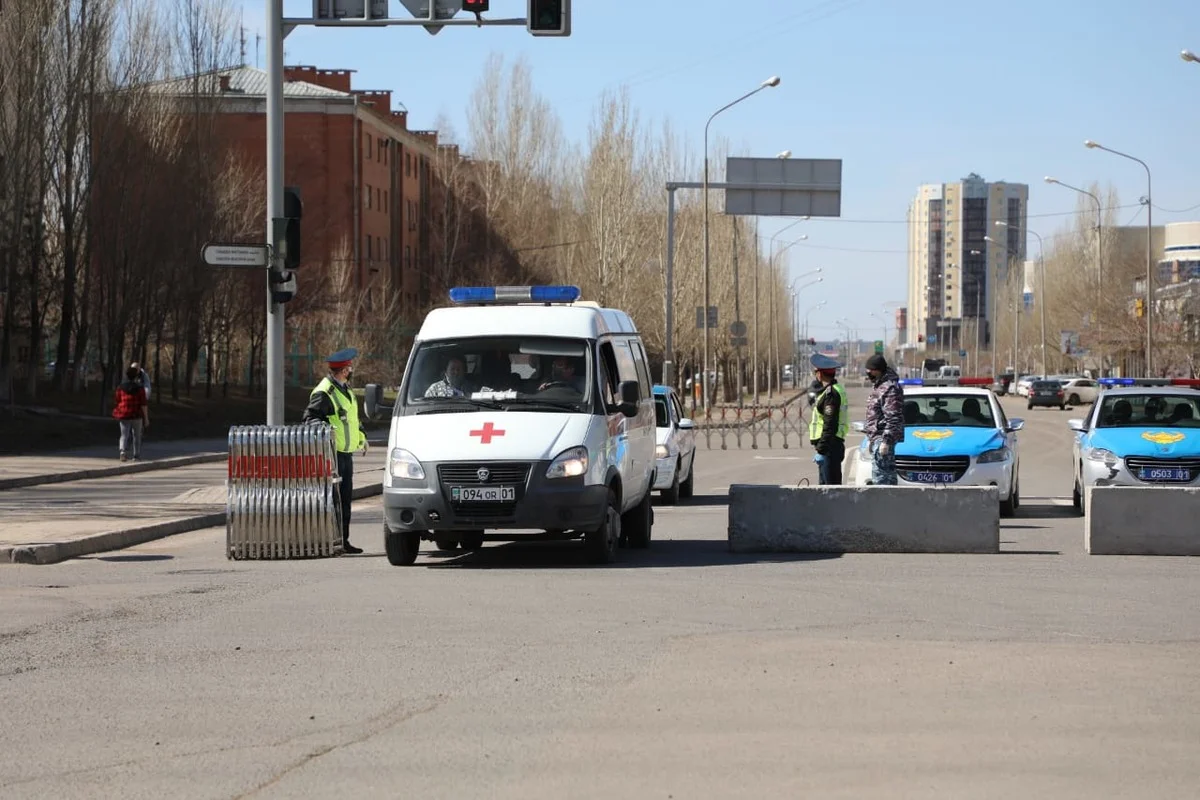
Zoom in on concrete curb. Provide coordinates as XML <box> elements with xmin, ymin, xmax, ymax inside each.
<box><xmin>0</xmin><ymin>480</ymin><xmax>384</xmax><ymax>565</ymax></box>
<box><xmin>0</xmin><ymin>453</ymin><xmax>227</xmax><ymax>492</ymax></box>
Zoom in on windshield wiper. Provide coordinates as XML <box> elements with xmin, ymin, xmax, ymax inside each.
<box><xmin>412</xmin><ymin>397</ymin><xmax>506</xmax><ymax>414</ymax></box>
<box><xmin>501</xmin><ymin>397</ymin><xmax>582</xmax><ymax>412</ymax></box>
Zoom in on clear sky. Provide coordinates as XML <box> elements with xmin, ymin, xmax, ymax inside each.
<box><xmin>239</xmin><ymin>0</ymin><xmax>1200</xmax><ymax>341</ymax></box>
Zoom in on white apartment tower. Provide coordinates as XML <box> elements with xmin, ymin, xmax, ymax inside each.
<box><xmin>906</xmin><ymin>173</ymin><xmax>1028</xmax><ymax>353</ymax></box>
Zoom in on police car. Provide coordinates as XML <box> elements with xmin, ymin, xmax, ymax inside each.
<box><xmin>850</xmin><ymin>377</ymin><xmax>1025</xmax><ymax>516</ymax></box>
<box><xmin>651</xmin><ymin>384</ymin><xmax>696</xmax><ymax>503</ymax></box>
<box><xmin>1068</xmin><ymin>377</ymin><xmax>1200</xmax><ymax>514</ymax></box>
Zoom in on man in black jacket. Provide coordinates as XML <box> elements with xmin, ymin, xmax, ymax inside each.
<box><xmin>807</xmin><ymin>353</ymin><xmax>849</xmax><ymax>485</ymax></box>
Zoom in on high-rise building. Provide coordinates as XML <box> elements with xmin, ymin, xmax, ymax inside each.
<box><xmin>906</xmin><ymin>173</ymin><xmax>1028</xmax><ymax>353</ymax></box>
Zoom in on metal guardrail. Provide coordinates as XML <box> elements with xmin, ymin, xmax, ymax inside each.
<box><xmin>226</xmin><ymin>424</ymin><xmax>344</xmax><ymax>560</ymax></box>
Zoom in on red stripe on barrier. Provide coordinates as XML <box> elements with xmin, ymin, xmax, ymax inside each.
<box><xmin>227</xmin><ymin>455</ymin><xmax>333</xmax><ymax>479</ymax></box>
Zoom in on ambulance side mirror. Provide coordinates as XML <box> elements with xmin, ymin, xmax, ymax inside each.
<box><xmin>616</xmin><ymin>380</ymin><xmax>639</xmax><ymax>417</ymax></box>
<box><xmin>363</xmin><ymin>383</ymin><xmax>385</xmax><ymax>419</ymax></box>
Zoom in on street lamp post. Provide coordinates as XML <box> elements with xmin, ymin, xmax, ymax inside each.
<box><xmin>1044</xmin><ymin>176</ymin><xmax>1103</xmax><ymax>370</ymax></box>
<box><xmin>703</xmin><ymin>76</ymin><xmax>781</xmax><ymax>410</ymax></box>
<box><xmin>754</xmin><ymin>176</ymin><xmax>802</xmax><ymax>403</ymax></box>
<box><xmin>772</xmin><ymin>266</ymin><xmax>818</xmax><ymax>397</ymax></box>
<box><xmin>1084</xmin><ymin>139</ymin><xmax>1154</xmax><ymax>376</ymax></box>
<box><xmin>997</xmin><ymin>222</ymin><xmax>1046</xmax><ymax>375</ymax></box>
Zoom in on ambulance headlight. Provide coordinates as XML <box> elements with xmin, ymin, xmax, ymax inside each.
<box><xmin>546</xmin><ymin>446</ymin><xmax>589</xmax><ymax>479</ymax></box>
<box><xmin>388</xmin><ymin>448</ymin><xmax>425</xmax><ymax>481</ymax></box>
<box><xmin>977</xmin><ymin>447</ymin><xmax>1010</xmax><ymax>464</ymax></box>
<box><xmin>1086</xmin><ymin>447</ymin><xmax>1118</xmax><ymax>467</ymax></box>
<box><xmin>655</xmin><ymin>444</ymin><xmax>669</xmax><ymax>459</ymax></box>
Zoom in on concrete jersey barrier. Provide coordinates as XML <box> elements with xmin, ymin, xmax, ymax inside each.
<box><xmin>728</xmin><ymin>484</ymin><xmax>1000</xmax><ymax>554</ymax></box>
<box><xmin>1086</xmin><ymin>486</ymin><xmax>1200</xmax><ymax>556</ymax></box>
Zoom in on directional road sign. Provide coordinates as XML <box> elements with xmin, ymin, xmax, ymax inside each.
<box><xmin>202</xmin><ymin>243</ymin><xmax>270</xmax><ymax>268</ymax></box>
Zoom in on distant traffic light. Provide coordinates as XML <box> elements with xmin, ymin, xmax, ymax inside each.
<box><xmin>283</xmin><ymin>186</ymin><xmax>302</xmax><ymax>270</ymax></box>
<box><xmin>1134</xmin><ymin>297</ymin><xmax>1145</xmax><ymax>318</ymax></box>
<box><xmin>463</xmin><ymin>0</ymin><xmax>488</xmax><ymax>11</ymax></box>
<box><xmin>527</xmin><ymin>0</ymin><xmax>569</xmax><ymax>36</ymax></box>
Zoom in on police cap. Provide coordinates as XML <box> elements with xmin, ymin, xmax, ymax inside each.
<box><xmin>809</xmin><ymin>352</ymin><xmax>843</xmax><ymax>371</ymax></box>
<box><xmin>327</xmin><ymin>347</ymin><xmax>359</xmax><ymax>369</ymax></box>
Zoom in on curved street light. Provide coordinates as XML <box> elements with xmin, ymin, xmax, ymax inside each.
<box><xmin>1084</xmin><ymin>139</ymin><xmax>1154</xmax><ymax>375</ymax></box>
<box><xmin>1044</xmin><ymin>176</ymin><xmax>1103</xmax><ymax>368</ymax></box>
<box><xmin>996</xmin><ymin>221</ymin><xmax>1047</xmax><ymax>374</ymax></box>
<box><xmin>702</xmin><ymin>75</ymin><xmax>782</xmax><ymax>409</ymax></box>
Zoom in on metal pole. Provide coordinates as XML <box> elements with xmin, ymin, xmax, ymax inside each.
<box><xmin>732</xmin><ymin>224</ymin><xmax>740</xmax><ymax>407</ymax></box>
<box><xmin>1032</xmin><ymin>230</ymin><xmax>1046</xmax><ymax>376</ymax></box>
<box><xmin>265</xmin><ymin>0</ymin><xmax>285</xmax><ymax>426</ymax></box>
<box><xmin>702</xmin><ymin>132</ymin><xmax>711</xmax><ymax>411</ymax></box>
<box><xmin>753</xmin><ymin>241</ymin><xmax>760</xmax><ymax>403</ymax></box>
<box><xmin>663</xmin><ymin>187</ymin><xmax>676</xmax><ymax>387</ymax></box>
<box><xmin>1146</xmin><ymin>176</ymin><xmax>1154</xmax><ymax>376</ymax></box>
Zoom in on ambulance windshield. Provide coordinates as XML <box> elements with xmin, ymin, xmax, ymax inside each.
<box><xmin>403</xmin><ymin>336</ymin><xmax>592</xmax><ymax>413</ymax></box>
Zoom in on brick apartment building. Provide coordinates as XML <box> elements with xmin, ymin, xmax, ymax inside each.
<box><xmin>151</xmin><ymin>63</ymin><xmax>457</xmax><ymax>314</ymax></box>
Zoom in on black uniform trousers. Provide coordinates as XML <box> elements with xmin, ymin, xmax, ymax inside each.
<box><xmin>336</xmin><ymin>451</ymin><xmax>354</xmax><ymax>542</ymax></box>
<box><xmin>817</xmin><ymin>438</ymin><xmax>845</xmax><ymax>485</ymax></box>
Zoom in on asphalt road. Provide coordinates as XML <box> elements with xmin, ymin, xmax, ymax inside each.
<box><xmin>2</xmin><ymin>396</ymin><xmax>1198</xmax><ymax>799</ymax></box>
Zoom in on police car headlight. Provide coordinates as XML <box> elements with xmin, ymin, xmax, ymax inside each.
<box><xmin>388</xmin><ymin>448</ymin><xmax>425</xmax><ymax>481</ymax></box>
<box><xmin>546</xmin><ymin>446</ymin><xmax>589</xmax><ymax>479</ymax></box>
<box><xmin>977</xmin><ymin>447</ymin><xmax>1010</xmax><ymax>464</ymax></box>
<box><xmin>1086</xmin><ymin>447</ymin><xmax>1118</xmax><ymax>467</ymax></box>
<box><xmin>655</xmin><ymin>444</ymin><xmax>669</xmax><ymax>459</ymax></box>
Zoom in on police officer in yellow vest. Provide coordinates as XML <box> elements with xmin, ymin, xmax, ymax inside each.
<box><xmin>303</xmin><ymin>347</ymin><xmax>368</xmax><ymax>554</ymax></box>
<box><xmin>808</xmin><ymin>352</ymin><xmax>849</xmax><ymax>485</ymax></box>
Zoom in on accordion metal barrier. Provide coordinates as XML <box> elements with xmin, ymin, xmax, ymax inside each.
<box><xmin>226</xmin><ymin>424</ymin><xmax>344</xmax><ymax>560</ymax></box>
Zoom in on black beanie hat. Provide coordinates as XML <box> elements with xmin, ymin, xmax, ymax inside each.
<box><xmin>865</xmin><ymin>354</ymin><xmax>888</xmax><ymax>372</ymax></box>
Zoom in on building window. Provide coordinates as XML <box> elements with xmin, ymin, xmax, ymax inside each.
<box><xmin>383</xmin><ymin>190</ymin><xmax>388</xmax><ymax>213</ymax></box>
<box><xmin>405</xmin><ymin>245</ymin><xmax>412</xmax><ymax>267</ymax></box>
<box><xmin>365</xmin><ymin>184</ymin><xmax>372</xmax><ymax>209</ymax></box>
<box><xmin>405</xmin><ymin>153</ymin><xmax>411</xmax><ymax>177</ymax></box>
<box><xmin>376</xmin><ymin>187</ymin><xmax>381</xmax><ymax>210</ymax></box>
<box><xmin>365</xmin><ymin>133</ymin><xmax>372</xmax><ymax>160</ymax></box>
<box><xmin>367</xmin><ymin>236</ymin><xmax>373</xmax><ymax>260</ymax></box>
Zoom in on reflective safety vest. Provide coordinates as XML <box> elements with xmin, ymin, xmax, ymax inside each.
<box><xmin>808</xmin><ymin>382</ymin><xmax>849</xmax><ymax>441</ymax></box>
<box><xmin>312</xmin><ymin>377</ymin><xmax>366</xmax><ymax>454</ymax></box>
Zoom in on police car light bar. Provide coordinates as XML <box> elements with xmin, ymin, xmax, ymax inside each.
<box><xmin>1098</xmin><ymin>377</ymin><xmax>1174</xmax><ymax>387</ymax></box>
<box><xmin>1170</xmin><ymin>378</ymin><xmax>1200</xmax><ymax>388</ymax></box>
<box><xmin>449</xmin><ymin>285</ymin><xmax>582</xmax><ymax>305</ymax></box>
<box><xmin>899</xmin><ymin>377</ymin><xmax>994</xmax><ymax>387</ymax></box>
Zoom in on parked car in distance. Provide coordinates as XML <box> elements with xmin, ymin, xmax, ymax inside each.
<box><xmin>652</xmin><ymin>384</ymin><xmax>696</xmax><ymax>504</ymax></box>
<box><xmin>1027</xmin><ymin>379</ymin><xmax>1066</xmax><ymax>410</ymax></box>
<box><xmin>1058</xmin><ymin>377</ymin><xmax>1099</xmax><ymax>406</ymax></box>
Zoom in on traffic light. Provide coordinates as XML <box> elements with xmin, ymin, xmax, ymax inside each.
<box><xmin>918</xmin><ymin>334</ymin><xmax>925</xmax><ymax>342</ymax></box>
<box><xmin>1134</xmin><ymin>297</ymin><xmax>1145</xmax><ymax>318</ymax></box>
<box><xmin>463</xmin><ymin>0</ymin><xmax>488</xmax><ymax>10</ymax></box>
<box><xmin>808</xmin><ymin>338</ymin><xmax>816</xmax><ymax>346</ymax></box>
<box><xmin>283</xmin><ymin>186</ymin><xmax>302</xmax><ymax>270</ymax></box>
<box><xmin>527</xmin><ymin>0</ymin><xmax>570</xmax><ymax>36</ymax></box>
<box><xmin>269</xmin><ymin>268</ymin><xmax>296</xmax><ymax>305</ymax></box>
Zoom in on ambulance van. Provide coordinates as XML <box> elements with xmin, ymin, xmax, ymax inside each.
<box><xmin>367</xmin><ymin>285</ymin><xmax>658</xmax><ymax>567</ymax></box>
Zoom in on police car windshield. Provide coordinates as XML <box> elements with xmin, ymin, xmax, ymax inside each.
<box><xmin>404</xmin><ymin>336</ymin><xmax>592</xmax><ymax>412</ymax></box>
<box><xmin>1095</xmin><ymin>393</ymin><xmax>1200</xmax><ymax>428</ymax></box>
<box><xmin>903</xmin><ymin>394</ymin><xmax>995</xmax><ymax>428</ymax></box>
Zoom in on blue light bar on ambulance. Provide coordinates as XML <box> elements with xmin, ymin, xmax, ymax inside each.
<box><xmin>899</xmin><ymin>377</ymin><xmax>994</xmax><ymax>387</ymax></box>
<box><xmin>448</xmin><ymin>285</ymin><xmax>582</xmax><ymax>305</ymax></box>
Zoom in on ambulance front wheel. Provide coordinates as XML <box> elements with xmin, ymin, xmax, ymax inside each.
<box><xmin>384</xmin><ymin>525</ymin><xmax>420</xmax><ymax>566</ymax></box>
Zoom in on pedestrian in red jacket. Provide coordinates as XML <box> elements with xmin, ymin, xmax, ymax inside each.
<box><xmin>112</xmin><ymin>364</ymin><xmax>150</xmax><ymax>461</ymax></box>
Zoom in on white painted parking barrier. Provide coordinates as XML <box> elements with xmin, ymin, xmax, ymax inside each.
<box><xmin>728</xmin><ymin>484</ymin><xmax>1000</xmax><ymax>554</ymax></box>
<box><xmin>226</xmin><ymin>424</ymin><xmax>344</xmax><ymax>560</ymax></box>
<box><xmin>1086</xmin><ymin>486</ymin><xmax>1200</xmax><ymax>556</ymax></box>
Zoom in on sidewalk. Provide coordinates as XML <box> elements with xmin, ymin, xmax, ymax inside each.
<box><xmin>0</xmin><ymin>437</ymin><xmax>230</xmax><ymax>490</ymax></box>
<box><xmin>0</xmin><ymin>439</ymin><xmax>387</xmax><ymax>565</ymax></box>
